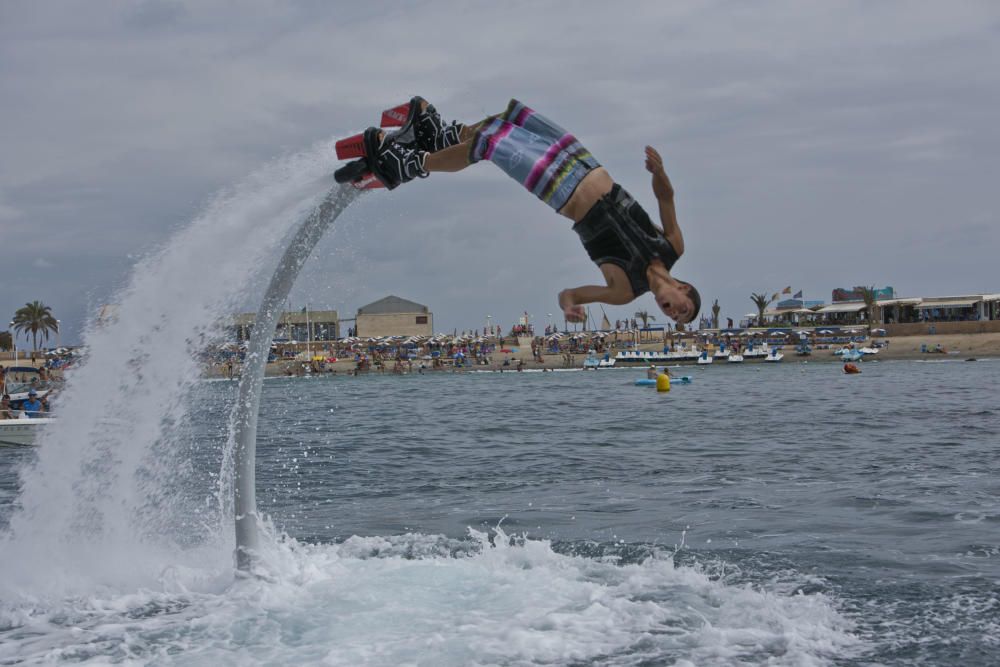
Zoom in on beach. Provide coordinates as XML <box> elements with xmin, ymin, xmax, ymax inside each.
<box><xmin>191</xmin><ymin>330</ymin><xmax>1000</xmax><ymax>378</ymax></box>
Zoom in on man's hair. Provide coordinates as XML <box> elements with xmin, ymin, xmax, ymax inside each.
<box><xmin>677</xmin><ymin>280</ymin><xmax>701</xmax><ymax>324</ymax></box>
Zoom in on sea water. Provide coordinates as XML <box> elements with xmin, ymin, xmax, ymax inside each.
<box><xmin>1</xmin><ymin>360</ymin><xmax>997</xmax><ymax>665</ymax></box>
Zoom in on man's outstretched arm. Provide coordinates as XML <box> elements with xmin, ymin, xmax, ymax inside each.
<box><xmin>644</xmin><ymin>146</ymin><xmax>684</xmax><ymax>257</ymax></box>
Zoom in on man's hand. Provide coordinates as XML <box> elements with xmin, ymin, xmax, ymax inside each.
<box><xmin>558</xmin><ymin>289</ymin><xmax>586</xmax><ymax>322</ymax></box>
<box><xmin>645</xmin><ymin>146</ymin><xmax>674</xmax><ymax>202</ymax></box>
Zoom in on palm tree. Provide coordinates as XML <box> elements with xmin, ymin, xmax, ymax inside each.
<box><xmin>750</xmin><ymin>292</ymin><xmax>775</xmax><ymax>326</ymax></box>
<box><xmin>859</xmin><ymin>286</ymin><xmax>878</xmax><ymax>334</ymax></box>
<box><xmin>711</xmin><ymin>299</ymin><xmax>721</xmax><ymax>329</ymax></box>
<box><xmin>12</xmin><ymin>301</ymin><xmax>59</xmax><ymax>352</ymax></box>
<box><xmin>0</xmin><ymin>330</ymin><xmax>12</xmax><ymax>352</ymax></box>
<box><xmin>634</xmin><ymin>310</ymin><xmax>655</xmax><ymax>329</ymax></box>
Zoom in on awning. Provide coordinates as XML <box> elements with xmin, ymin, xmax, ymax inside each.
<box><xmin>815</xmin><ymin>302</ymin><xmax>867</xmax><ymax>313</ymax></box>
<box><xmin>876</xmin><ymin>298</ymin><xmax>921</xmax><ymax>306</ymax></box>
<box><xmin>916</xmin><ymin>299</ymin><xmax>980</xmax><ymax>309</ymax></box>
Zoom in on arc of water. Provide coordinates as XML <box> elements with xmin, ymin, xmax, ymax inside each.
<box><xmin>230</xmin><ymin>184</ymin><xmax>361</xmax><ymax>571</ymax></box>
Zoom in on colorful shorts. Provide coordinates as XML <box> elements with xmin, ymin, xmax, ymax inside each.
<box><xmin>469</xmin><ymin>99</ymin><xmax>601</xmax><ymax>212</ymax></box>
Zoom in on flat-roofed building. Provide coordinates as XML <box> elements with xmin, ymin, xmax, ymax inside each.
<box><xmin>356</xmin><ymin>295</ymin><xmax>432</xmax><ymax>338</ymax></box>
<box><xmin>231</xmin><ymin>309</ymin><xmax>339</xmax><ymax>342</ymax></box>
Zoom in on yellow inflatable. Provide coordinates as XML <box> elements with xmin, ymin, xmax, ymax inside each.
<box><xmin>656</xmin><ymin>373</ymin><xmax>671</xmax><ymax>392</ymax></box>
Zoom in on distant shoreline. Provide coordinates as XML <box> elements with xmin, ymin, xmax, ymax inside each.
<box><xmin>200</xmin><ymin>331</ymin><xmax>1000</xmax><ymax>378</ymax></box>
<box><xmin>4</xmin><ymin>331</ymin><xmax>997</xmax><ymax>378</ymax></box>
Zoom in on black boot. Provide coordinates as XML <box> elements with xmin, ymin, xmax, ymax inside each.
<box><xmin>363</xmin><ymin>127</ymin><xmax>428</xmax><ymax>190</ymax></box>
<box><xmin>414</xmin><ymin>100</ymin><xmax>465</xmax><ymax>152</ymax></box>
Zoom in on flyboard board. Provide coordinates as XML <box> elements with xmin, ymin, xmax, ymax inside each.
<box><xmin>333</xmin><ymin>98</ymin><xmax>422</xmax><ymax>190</ymax></box>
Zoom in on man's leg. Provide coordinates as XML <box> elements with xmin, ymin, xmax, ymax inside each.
<box><xmin>419</xmin><ymin>111</ymin><xmax>506</xmax><ymax>173</ymax></box>
<box><xmin>424</xmin><ymin>141</ymin><xmax>475</xmax><ymax>172</ymax></box>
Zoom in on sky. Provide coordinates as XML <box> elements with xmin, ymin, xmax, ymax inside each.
<box><xmin>2</xmin><ymin>0</ymin><xmax>998</xmax><ymax>346</ymax></box>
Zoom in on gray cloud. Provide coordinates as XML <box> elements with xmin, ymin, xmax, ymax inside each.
<box><xmin>2</xmin><ymin>1</ymin><xmax>998</xmax><ymax>344</ymax></box>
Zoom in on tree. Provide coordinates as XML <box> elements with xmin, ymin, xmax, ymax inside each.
<box><xmin>634</xmin><ymin>310</ymin><xmax>655</xmax><ymax>329</ymax></box>
<box><xmin>859</xmin><ymin>286</ymin><xmax>878</xmax><ymax>332</ymax></box>
<box><xmin>12</xmin><ymin>301</ymin><xmax>59</xmax><ymax>351</ymax></box>
<box><xmin>750</xmin><ymin>292</ymin><xmax>776</xmax><ymax>326</ymax></box>
<box><xmin>711</xmin><ymin>299</ymin><xmax>721</xmax><ymax>329</ymax></box>
<box><xmin>0</xmin><ymin>330</ymin><xmax>11</xmax><ymax>352</ymax></box>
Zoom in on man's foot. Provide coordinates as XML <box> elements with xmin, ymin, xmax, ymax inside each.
<box><xmin>385</xmin><ymin>96</ymin><xmax>465</xmax><ymax>153</ymax></box>
<box><xmin>363</xmin><ymin>127</ymin><xmax>428</xmax><ymax>190</ymax></box>
<box><xmin>413</xmin><ymin>99</ymin><xmax>465</xmax><ymax>152</ymax></box>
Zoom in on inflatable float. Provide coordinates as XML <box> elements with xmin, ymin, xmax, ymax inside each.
<box><xmin>635</xmin><ymin>376</ymin><xmax>692</xmax><ymax>386</ymax></box>
<box><xmin>843</xmin><ymin>363</ymin><xmax>861</xmax><ymax>374</ymax></box>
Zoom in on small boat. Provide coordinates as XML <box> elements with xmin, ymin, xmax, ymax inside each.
<box><xmin>0</xmin><ymin>416</ymin><xmax>56</xmax><ymax>447</ymax></box>
<box><xmin>713</xmin><ymin>348</ymin><xmax>730</xmax><ymax>359</ymax></box>
<box><xmin>697</xmin><ymin>351</ymin><xmax>713</xmax><ymax>365</ymax></box>
<box><xmin>635</xmin><ymin>375</ymin><xmax>692</xmax><ymax>386</ymax></box>
<box><xmin>727</xmin><ymin>354</ymin><xmax>744</xmax><ymax>363</ymax></box>
<box><xmin>840</xmin><ymin>349</ymin><xmax>863</xmax><ymax>362</ymax></box>
<box><xmin>765</xmin><ymin>348</ymin><xmax>784</xmax><ymax>362</ymax></box>
<box><xmin>2</xmin><ymin>366</ymin><xmax>54</xmax><ymax>403</ymax></box>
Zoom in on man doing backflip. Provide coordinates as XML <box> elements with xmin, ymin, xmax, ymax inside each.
<box><xmin>352</xmin><ymin>98</ymin><xmax>701</xmax><ymax>326</ymax></box>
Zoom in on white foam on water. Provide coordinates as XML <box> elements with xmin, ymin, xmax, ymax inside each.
<box><xmin>0</xmin><ymin>527</ymin><xmax>860</xmax><ymax>666</ymax></box>
<box><xmin>0</xmin><ymin>139</ymin><xmax>345</xmax><ymax>598</ymax></box>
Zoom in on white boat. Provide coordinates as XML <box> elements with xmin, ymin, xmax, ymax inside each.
<box><xmin>859</xmin><ymin>347</ymin><xmax>879</xmax><ymax>355</ymax></box>
<box><xmin>0</xmin><ymin>416</ymin><xmax>55</xmax><ymax>447</ymax></box>
<box><xmin>743</xmin><ymin>346</ymin><xmax>768</xmax><ymax>359</ymax></box>
<box><xmin>727</xmin><ymin>354</ymin><xmax>744</xmax><ymax>363</ymax></box>
<box><xmin>2</xmin><ymin>366</ymin><xmax>53</xmax><ymax>402</ymax></box>
<box><xmin>713</xmin><ymin>348</ymin><xmax>730</xmax><ymax>359</ymax></box>
<box><xmin>697</xmin><ymin>351</ymin><xmax>713</xmax><ymax>365</ymax></box>
<box><xmin>765</xmin><ymin>349</ymin><xmax>784</xmax><ymax>362</ymax></box>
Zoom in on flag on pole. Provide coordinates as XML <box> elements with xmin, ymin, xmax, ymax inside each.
<box><xmin>782</xmin><ymin>286</ymin><xmax>792</xmax><ymax>294</ymax></box>
<box><xmin>771</xmin><ymin>293</ymin><xmax>779</xmax><ymax>302</ymax></box>
<box><xmin>793</xmin><ymin>290</ymin><xmax>803</xmax><ymax>299</ymax></box>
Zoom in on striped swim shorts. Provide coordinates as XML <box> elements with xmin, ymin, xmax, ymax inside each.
<box><xmin>469</xmin><ymin>99</ymin><xmax>602</xmax><ymax>212</ymax></box>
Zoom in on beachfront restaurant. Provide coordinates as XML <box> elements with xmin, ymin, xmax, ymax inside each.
<box><xmin>913</xmin><ymin>297</ymin><xmax>987</xmax><ymax>322</ymax></box>
<box><xmin>812</xmin><ymin>301</ymin><xmax>868</xmax><ymax>325</ymax></box>
<box><xmin>761</xmin><ymin>306</ymin><xmax>818</xmax><ymax>326</ymax></box>
<box><xmin>231</xmin><ymin>310</ymin><xmax>340</xmax><ymax>343</ymax></box>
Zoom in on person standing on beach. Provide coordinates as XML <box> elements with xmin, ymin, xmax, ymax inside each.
<box><xmin>358</xmin><ymin>98</ymin><xmax>702</xmax><ymax>327</ymax></box>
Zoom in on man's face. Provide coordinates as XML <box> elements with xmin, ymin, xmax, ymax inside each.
<box><xmin>656</xmin><ymin>284</ymin><xmax>694</xmax><ymax>324</ymax></box>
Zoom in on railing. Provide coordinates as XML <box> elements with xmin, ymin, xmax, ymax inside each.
<box><xmin>884</xmin><ymin>321</ymin><xmax>1000</xmax><ymax>337</ymax></box>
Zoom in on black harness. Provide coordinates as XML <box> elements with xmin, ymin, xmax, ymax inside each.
<box><xmin>572</xmin><ymin>184</ymin><xmax>679</xmax><ymax>296</ymax></box>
